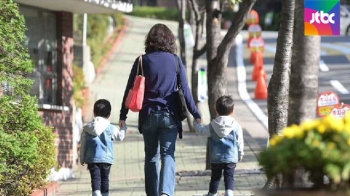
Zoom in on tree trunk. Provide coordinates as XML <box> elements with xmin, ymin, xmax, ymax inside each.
<box><xmin>267</xmin><ymin>0</ymin><xmax>294</xmax><ymax>139</ymax></box>
<box><xmin>206</xmin><ymin>0</ymin><xmax>256</xmax><ymax>119</ymax></box>
<box><xmin>206</xmin><ymin>0</ymin><xmax>222</xmax><ymax>119</ymax></box>
<box><xmin>287</xmin><ymin>0</ymin><xmax>320</xmax><ymax>188</ymax></box>
<box><xmin>264</xmin><ymin>0</ymin><xmax>295</xmax><ymax>190</ymax></box>
<box><xmin>177</xmin><ymin>0</ymin><xmax>196</xmax><ymax>132</ymax></box>
<box><xmin>189</xmin><ymin>0</ymin><xmax>206</xmax><ymax>106</ymax></box>
<box><xmin>288</xmin><ymin>0</ymin><xmax>320</xmax><ymax>126</ymax></box>
<box><xmin>177</xmin><ymin>0</ymin><xmax>187</xmax><ymax>67</ymax></box>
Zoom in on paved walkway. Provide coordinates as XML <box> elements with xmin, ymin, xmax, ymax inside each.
<box><xmin>54</xmin><ymin>16</ymin><xmax>267</xmax><ymax>196</ymax></box>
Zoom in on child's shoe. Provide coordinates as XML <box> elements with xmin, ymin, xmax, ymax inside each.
<box><xmin>225</xmin><ymin>189</ymin><xmax>234</xmax><ymax>196</ymax></box>
<box><xmin>92</xmin><ymin>190</ymin><xmax>102</xmax><ymax>196</ymax></box>
<box><xmin>101</xmin><ymin>192</ymin><xmax>109</xmax><ymax>196</ymax></box>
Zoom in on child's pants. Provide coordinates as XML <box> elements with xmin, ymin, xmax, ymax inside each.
<box><xmin>88</xmin><ymin>163</ymin><xmax>111</xmax><ymax>196</ymax></box>
<box><xmin>208</xmin><ymin>163</ymin><xmax>236</xmax><ymax>196</ymax></box>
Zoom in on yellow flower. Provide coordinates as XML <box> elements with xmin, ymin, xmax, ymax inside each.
<box><xmin>344</xmin><ymin>123</ymin><xmax>350</xmax><ymax>134</ymax></box>
<box><xmin>323</xmin><ymin>115</ymin><xmax>336</xmax><ymax>127</ymax></box>
<box><xmin>284</xmin><ymin>124</ymin><xmax>302</xmax><ymax>139</ymax></box>
<box><xmin>300</xmin><ymin>119</ymin><xmax>319</xmax><ymax>131</ymax></box>
<box><xmin>295</xmin><ymin>127</ymin><xmax>304</xmax><ymax>139</ymax></box>
<box><xmin>270</xmin><ymin>138</ymin><xmax>276</xmax><ymax>146</ymax></box>
<box><xmin>345</xmin><ymin>112</ymin><xmax>350</xmax><ymax>124</ymax></box>
<box><xmin>282</xmin><ymin>127</ymin><xmax>295</xmax><ymax>139</ymax></box>
<box><xmin>344</xmin><ymin>113</ymin><xmax>350</xmax><ymax>132</ymax></box>
<box><xmin>332</xmin><ymin>118</ymin><xmax>344</xmax><ymax>132</ymax></box>
<box><xmin>317</xmin><ymin>124</ymin><xmax>327</xmax><ymax>134</ymax></box>
<box><xmin>347</xmin><ymin>138</ymin><xmax>350</xmax><ymax>146</ymax></box>
<box><xmin>269</xmin><ymin>135</ymin><xmax>283</xmax><ymax>146</ymax></box>
<box><xmin>328</xmin><ymin>142</ymin><xmax>335</xmax><ymax>150</ymax></box>
<box><xmin>312</xmin><ymin>139</ymin><xmax>320</xmax><ymax>147</ymax></box>
<box><xmin>322</xmin><ymin>115</ymin><xmax>344</xmax><ymax>132</ymax></box>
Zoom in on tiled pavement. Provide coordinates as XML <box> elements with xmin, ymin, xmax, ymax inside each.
<box><xmin>53</xmin><ymin>16</ymin><xmax>268</xmax><ymax>196</ymax></box>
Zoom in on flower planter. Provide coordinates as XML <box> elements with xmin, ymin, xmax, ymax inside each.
<box><xmin>30</xmin><ymin>181</ymin><xmax>59</xmax><ymax>196</ymax></box>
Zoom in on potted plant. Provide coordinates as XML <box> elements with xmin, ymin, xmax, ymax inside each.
<box><xmin>258</xmin><ymin>113</ymin><xmax>350</xmax><ymax>195</ymax></box>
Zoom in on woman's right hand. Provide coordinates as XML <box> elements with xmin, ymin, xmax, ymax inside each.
<box><xmin>119</xmin><ymin>120</ymin><xmax>126</xmax><ymax>129</ymax></box>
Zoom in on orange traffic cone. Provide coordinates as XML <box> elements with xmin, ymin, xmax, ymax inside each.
<box><xmin>252</xmin><ymin>52</ymin><xmax>266</xmax><ymax>81</ymax></box>
<box><xmin>250</xmin><ymin>51</ymin><xmax>257</xmax><ymax>64</ymax></box>
<box><xmin>255</xmin><ymin>67</ymin><xmax>268</xmax><ymax>100</ymax></box>
<box><xmin>250</xmin><ymin>51</ymin><xmax>263</xmax><ymax>64</ymax></box>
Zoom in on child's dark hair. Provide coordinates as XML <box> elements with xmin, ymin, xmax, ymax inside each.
<box><xmin>216</xmin><ymin>95</ymin><xmax>234</xmax><ymax>116</ymax></box>
<box><xmin>93</xmin><ymin>99</ymin><xmax>111</xmax><ymax>118</ymax></box>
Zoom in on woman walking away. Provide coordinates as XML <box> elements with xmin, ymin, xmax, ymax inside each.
<box><xmin>119</xmin><ymin>23</ymin><xmax>201</xmax><ymax>196</ymax></box>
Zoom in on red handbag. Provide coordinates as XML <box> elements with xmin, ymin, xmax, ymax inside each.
<box><xmin>125</xmin><ymin>55</ymin><xmax>145</xmax><ymax>112</ymax></box>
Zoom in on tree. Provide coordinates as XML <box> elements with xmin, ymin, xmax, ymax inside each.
<box><xmin>176</xmin><ymin>0</ymin><xmax>187</xmax><ymax>66</ymax></box>
<box><xmin>205</xmin><ymin>0</ymin><xmax>256</xmax><ymax>119</ymax></box>
<box><xmin>286</xmin><ymin>0</ymin><xmax>320</xmax><ymax>188</ymax></box>
<box><xmin>264</xmin><ymin>0</ymin><xmax>295</xmax><ymax>189</ymax></box>
<box><xmin>188</xmin><ymin>0</ymin><xmax>206</xmax><ymax>106</ymax></box>
<box><xmin>288</xmin><ymin>0</ymin><xmax>320</xmax><ymax>127</ymax></box>
<box><xmin>0</xmin><ymin>0</ymin><xmax>56</xmax><ymax>194</ymax></box>
<box><xmin>176</xmin><ymin>0</ymin><xmax>197</xmax><ymax>132</ymax></box>
<box><xmin>268</xmin><ymin>0</ymin><xmax>294</xmax><ymax>141</ymax></box>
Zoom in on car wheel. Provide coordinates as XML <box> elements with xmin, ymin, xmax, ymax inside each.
<box><xmin>346</xmin><ymin>26</ymin><xmax>350</xmax><ymax>36</ymax></box>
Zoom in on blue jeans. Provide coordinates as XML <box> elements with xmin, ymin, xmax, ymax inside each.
<box><xmin>209</xmin><ymin>163</ymin><xmax>236</xmax><ymax>194</ymax></box>
<box><xmin>88</xmin><ymin>163</ymin><xmax>111</xmax><ymax>195</ymax></box>
<box><xmin>141</xmin><ymin>111</ymin><xmax>178</xmax><ymax>196</ymax></box>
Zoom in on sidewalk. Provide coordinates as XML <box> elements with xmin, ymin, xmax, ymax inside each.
<box><xmin>53</xmin><ymin>16</ymin><xmax>267</xmax><ymax>196</ymax></box>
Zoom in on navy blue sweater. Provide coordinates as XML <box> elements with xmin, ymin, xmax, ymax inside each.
<box><xmin>120</xmin><ymin>51</ymin><xmax>201</xmax><ymax>138</ymax></box>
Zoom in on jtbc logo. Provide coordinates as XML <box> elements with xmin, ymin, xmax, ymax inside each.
<box><xmin>310</xmin><ymin>11</ymin><xmax>335</xmax><ymax>24</ymax></box>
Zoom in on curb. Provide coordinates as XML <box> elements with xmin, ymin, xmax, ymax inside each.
<box><xmin>30</xmin><ymin>181</ymin><xmax>59</xmax><ymax>196</ymax></box>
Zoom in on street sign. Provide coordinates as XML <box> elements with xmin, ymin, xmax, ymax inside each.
<box><xmin>331</xmin><ymin>103</ymin><xmax>350</xmax><ymax>118</ymax></box>
<box><xmin>317</xmin><ymin>91</ymin><xmax>340</xmax><ymax>117</ymax></box>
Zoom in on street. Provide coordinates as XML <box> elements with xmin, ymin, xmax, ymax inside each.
<box><xmin>238</xmin><ymin>32</ymin><xmax>350</xmax><ymax>128</ymax></box>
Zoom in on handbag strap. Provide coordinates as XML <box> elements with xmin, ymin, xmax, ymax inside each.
<box><xmin>137</xmin><ymin>55</ymin><xmax>144</xmax><ymax>76</ymax></box>
<box><xmin>174</xmin><ymin>55</ymin><xmax>181</xmax><ymax>88</ymax></box>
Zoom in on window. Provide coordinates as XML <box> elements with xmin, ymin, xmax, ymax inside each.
<box><xmin>20</xmin><ymin>6</ymin><xmax>58</xmax><ymax>105</ymax></box>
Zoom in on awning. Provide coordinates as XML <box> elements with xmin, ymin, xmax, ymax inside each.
<box><xmin>14</xmin><ymin>0</ymin><xmax>133</xmax><ymax>14</ymax></box>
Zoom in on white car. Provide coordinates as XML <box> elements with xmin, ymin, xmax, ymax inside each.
<box><xmin>340</xmin><ymin>5</ymin><xmax>350</xmax><ymax>36</ymax></box>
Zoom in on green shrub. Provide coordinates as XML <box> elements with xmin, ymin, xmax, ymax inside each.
<box><xmin>0</xmin><ymin>0</ymin><xmax>57</xmax><ymax>195</ymax></box>
<box><xmin>127</xmin><ymin>6</ymin><xmax>179</xmax><ymax>21</ymax></box>
<box><xmin>73</xmin><ymin>65</ymin><xmax>86</xmax><ymax>108</ymax></box>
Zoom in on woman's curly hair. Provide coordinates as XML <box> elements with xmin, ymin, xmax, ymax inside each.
<box><xmin>144</xmin><ymin>23</ymin><xmax>177</xmax><ymax>54</ymax></box>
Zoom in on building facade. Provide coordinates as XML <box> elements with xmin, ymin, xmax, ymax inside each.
<box><xmin>14</xmin><ymin>0</ymin><xmax>132</xmax><ymax>180</ymax></box>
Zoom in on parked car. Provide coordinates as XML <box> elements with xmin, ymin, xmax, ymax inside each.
<box><xmin>340</xmin><ymin>5</ymin><xmax>350</xmax><ymax>36</ymax></box>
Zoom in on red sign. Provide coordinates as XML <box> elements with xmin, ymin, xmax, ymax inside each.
<box><xmin>331</xmin><ymin>104</ymin><xmax>350</xmax><ymax>118</ymax></box>
<box><xmin>249</xmin><ymin>37</ymin><xmax>265</xmax><ymax>52</ymax></box>
<box><xmin>248</xmin><ymin>24</ymin><xmax>262</xmax><ymax>38</ymax></box>
<box><xmin>317</xmin><ymin>91</ymin><xmax>340</xmax><ymax>117</ymax></box>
